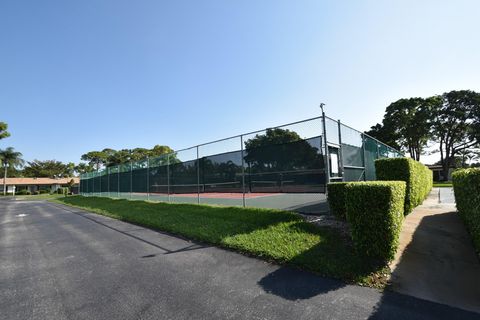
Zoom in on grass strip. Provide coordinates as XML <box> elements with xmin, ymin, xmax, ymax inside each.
<box><xmin>14</xmin><ymin>194</ymin><xmax>65</xmax><ymax>200</ymax></box>
<box><xmin>433</xmin><ymin>182</ymin><xmax>453</xmax><ymax>188</ymax></box>
<box><xmin>53</xmin><ymin>196</ymin><xmax>389</xmax><ymax>287</ymax></box>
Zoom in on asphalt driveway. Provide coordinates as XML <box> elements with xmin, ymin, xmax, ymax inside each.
<box><xmin>0</xmin><ymin>199</ymin><xmax>478</xmax><ymax>320</ymax></box>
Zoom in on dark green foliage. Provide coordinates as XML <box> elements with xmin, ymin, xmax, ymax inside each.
<box><xmin>452</xmin><ymin>168</ymin><xmax>480</xmax><ymax>253</ymax></box>
<box><xmin>23</xmin><ymin>159</ymin><xmax>74</xmax><ymax>178</ymax></box>
<box><xmin>432</xmin><ymin>90</ymin><xmax>480</xmax><ymax>180</ymax></box>
<box><xmin>345</xmin><ymin>181</ymin><xmax>406</xmax><ymax>262</ymax></box>
<box><xmin>0</xmin><ymin>121</ymin><xmax>10</xmax><ymax>140</ymax></box>
<box><xmin>327</xmin><ymin>182</ymin><xmax>350</xmax><ymax>220</ymax></box>
<box><xmin>375</xmin><ymin>157</ymin><xmax>432</xmax><ymax>214</ymax></box>
<box><xmin>39</xmin><ymin>189</ymin><xmax>50</xmax><ymax>194</ymax></box>
<box><xmin>57</xmin><ymin>187</ymin><xmax>69</xmax><ymax>195</ymax></box>
<box><xmin>244</xmin><ymin>128</ymin><xmax>322</xmax><ymax>172</ymax></box>
<box><xmin>16</xmin><ymin>189</ymin><xmax>31</xmax><ymax>195</ymax></box>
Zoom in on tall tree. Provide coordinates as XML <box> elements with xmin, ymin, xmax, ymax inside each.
<box><xmin>150</xmin><ymin>145</ymin><xmax>174</xmax><ymax>157</ymax></box>
<box><xmin>106</xmin><ymin>149</ymin><xmax>131</xmax><ymax>166</ymax></box>
<box><xmin>365</xmin><ymin>123</ymin><xmax>401</xmax><ymax>150</ymax></box>
<box><xmin>0</xmin><ymin>122</ymin><xmax>10</xmax><ymax>140</ymax></box>
<box><xmin>22</xmin><ymin>160</ymin><xmax>72</xmax><ymax>178</ymax></box>
<box><xmin>244</xmin><ymin>128</ymin><xmax>321</xmax><ymax>172</ymax></box>
<box><xmin>81</xmin><ymin>145</ymin><xmax>176</xmax><ymax>168</ymax></box>
<box><xmin>0</xmin><ymin>147</ymin><xmax>24</xmax><ymax>195</ymax></box>
<box><xmin>368</xmin><ymin>97</ymin><xmax>438</xmax><ymax>160</ymax></box>
<box><xmin>74</xmin><ymin>162</ymin><xmax>94</xmax><ymax>174</ymax></box>
<box><xmin>81</xmin><ymin>151</ymin><xmax>109</xmax><ymax>170</ymax></box>
<box><xmin>432</xmin><ymin>90</ymin><xmax>480</xmax><ymax>180</ymax></box>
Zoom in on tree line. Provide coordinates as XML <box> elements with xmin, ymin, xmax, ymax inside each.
<box><xmin>80</xmin><ymin>145</ymin><xmax>174</xmax><ymax>170</ymax></box>
<box><xmin>0</xmin><ymin>123</ymin><xmax>96</xmax><ymax>180</ymax></box>
<box><xmin>366</xmin><ymin>89</ymin><xmax>480</xmax><ymax>180</ymax></box>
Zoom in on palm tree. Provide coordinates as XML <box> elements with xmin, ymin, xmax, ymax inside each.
<box><xmin>0</xmin><ymin>147</ymin><xmax>24</xmax><ymax>195</ymax></box>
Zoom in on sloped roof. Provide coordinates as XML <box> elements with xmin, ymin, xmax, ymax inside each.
<box><xmin>0</xmin><ymin>177</ymin><xmax>79</xmax><ymax>185</ymax></box>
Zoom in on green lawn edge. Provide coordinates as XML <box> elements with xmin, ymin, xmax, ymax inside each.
<box><xmin>13</xmin><ymin>193</ymin><xmax>66</xmax><ymax>200</ymax></box>
<box><xmin>433</xmin><ymin>182</ymin><xmax>453</xmax><ymax>187</ymax></box>
<box><xmin>51</xmin><ymin>196</ymin><xmax>390</xmax><ymax>288</ymax></box>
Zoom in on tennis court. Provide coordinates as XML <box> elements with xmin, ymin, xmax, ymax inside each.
<box><xmin>80</xmin><ymin>113</ymin><xmax>401</xmax><ymax>214</ymax></box>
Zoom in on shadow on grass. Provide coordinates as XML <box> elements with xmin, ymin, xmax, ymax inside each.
<box><xmin>256</xmin><ymin>222</ymin><xmax>388</xmax><ymax>300</ymax></box>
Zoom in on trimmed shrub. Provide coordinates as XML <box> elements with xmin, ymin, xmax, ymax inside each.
<box><xmin>56</xmin><ymin>187</ymin><xmax>70</xmax><ymax>195</ymax></box>
<box><xmin>345</xmin><ymin>181</ymin><xmax>406</xmax><ymax>262</ymax></box>
<box><xmin>34</xmin><ymin>190</ymin><xmax>40</xmax><ymax>195</ymax></box>
<box><xmin>16</xmin><ymin>189</ymin><xmax>31</xmax><ymax>195</ymax></box>
<box><xmin>39</xmin><ymin>189</ymin><xmax>50</xmax><ymax>194</ymax></box>
<box><xmin>452</xmin><ymin>168</ymin><xmax>480</xmax><ymax>253</ymax></box>
<box><xmin>327</xmin><ymin>182</ymin><xmax>350</xmax><ymax>220</ymax></box>
<box><xmin>375</xmin><ymin>157</ymin><xmax>432</xmax><ymax>214</ymax></box>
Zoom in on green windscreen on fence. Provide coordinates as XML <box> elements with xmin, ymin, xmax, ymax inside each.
<box><xmin>79</xmin><ymin>114</ymin><xmax>402</xmax><ymax>211</ymax></box>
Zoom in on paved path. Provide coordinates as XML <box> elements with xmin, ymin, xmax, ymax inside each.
<box><xmin>1</xmin><ymin>199</ymin><xmax>479</xmax><ymax>319</ymax></box>
<box><xmin>389</xmin><ymin>188</ymin><xmax>480</xmax><ymax>314</ymax></box>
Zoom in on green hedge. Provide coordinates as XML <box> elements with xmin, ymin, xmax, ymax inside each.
<box><xmin>327</xmin><ymin>182</ymin><xmax>350</xmax><ymax>220</ymax></box>
<box><xmin>452</xmin><ymin>168</ymin><xmax>480</xmax><ymax>253</ymax></box>
<box><xmin>375</xmin><ymin>157</ymin><xmax>432</xmax><ymax>214</ymax></box>
<box><xmin>345</xmin><ymin>181</ymin><xmax>406</xmax><ymax>262</ymax></box>
<box><xmin>16</xmin><ymin>189</ymin><xmax>31</xmax><ymax>195</ymax></box>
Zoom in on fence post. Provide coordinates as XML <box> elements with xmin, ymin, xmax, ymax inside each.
<box><xmin>99</xmin><ymin>169</ymin><xmax>101</xmax><ymax>196</ymax></box>
<box><xmin>117</xmin><ymin>166</ymin><xmax>120</xmax><ymax>198</ymax></box>
<box><xmin>167</xmin><ymin>153</ymin><xmax>171</xmax><ymax>203</ymax></box>
<box><xmin>196</xmin><ymin>147</ymin><xmax>200</xmax><ymax>205</ymax></box>
<box><xmin>107</xmin><ymin>167</ymin><xmax>110</xmax><ymax>198</ymax></box>
<box><xmin>240</xmin><ymin>135</ymin><xmax>246</xmax><ymax>207</ymax></box>
<box><xmin>337</xmin><ymin>120</ymin><xmax>344</xmax><ymax>180</ymax></box>
<box><xmin>321</xmin><ymin>109</ymin><xmax>330</xmax><ymax>191</ymax></box>
<box><xmin>361</xmin><ymin>133</ymin><xmax>367</xmax><ymax>181</ymax></box>
<box><xmin>130</xmin><ymin>161</ymin><xmax>133</xmax><ymax>200</ymax></box>
<box><xmin>147</xmin><ymin>157</ymin><xmax>150</xmax><ymax>201</ymax></box>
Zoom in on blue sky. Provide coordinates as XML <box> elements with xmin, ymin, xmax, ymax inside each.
<box><xmin>1</xmin><ymin>0</ymin><xmax>479</xmax><ymax>164</ymax></box>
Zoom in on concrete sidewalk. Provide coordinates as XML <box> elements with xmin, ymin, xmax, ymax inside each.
<box><xmin>389</xmin><ymin>188</ymin><xmax>480</xmax><ymax>313</ymax></box>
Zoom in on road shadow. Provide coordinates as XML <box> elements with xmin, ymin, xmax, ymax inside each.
<box><xmin>368</xmin><ymin>290</ymin><xmax>480</xmax><ymax>320</ymax></box>
<box><xmin>258</xmin><ymin>267</ymin><xmax>345</xmax><ymax>300</ymax></box>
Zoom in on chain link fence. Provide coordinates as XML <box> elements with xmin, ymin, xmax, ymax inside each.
<box><xmin>79</xmin><ymin>113</ymin><xmax>402</xmax><ymax>212</ymax></box>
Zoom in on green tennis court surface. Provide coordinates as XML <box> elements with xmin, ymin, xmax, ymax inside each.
<box><xmin>90</xmin><ymin>192</ymin><xmax>329</xmax><ymax>214</ymax></box>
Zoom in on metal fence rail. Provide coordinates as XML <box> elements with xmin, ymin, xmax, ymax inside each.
<box><xmin>79</xmin><ymin>112</ymin><xmax>402</xmax><ymax>211</ymax></box>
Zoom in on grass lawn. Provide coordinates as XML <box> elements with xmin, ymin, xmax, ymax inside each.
<box><xmin>433</xmin><ymin>181</ymin><xmax>453</xmax><ymax>187</ymax></box>
<box><xmin>15</xmin><ymin>193</ymin><xmax>66</xmax><ymax>200</ymax></box>
<box><xmin>54</xmin><ymin>196</ymin><xmax>389</xmax><ymax>287</ymax></box>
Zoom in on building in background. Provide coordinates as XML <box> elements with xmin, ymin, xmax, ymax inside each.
<box><xmin>0</xmin><ymin>177</ymin><xmax>79</xmax><ymax>194</ymax></box>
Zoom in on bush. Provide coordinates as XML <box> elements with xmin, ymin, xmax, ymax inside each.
<box><xmin>39</xmin><ymin>189</ymin><xmax>50</xmax><ymax>194</ymax></box>
<box><xmin>34</xmin><ymin>190</ymin><xmax>40</xmax><ymax>195</ymax></box>
<box><xmin>57</xmin><ymin>187</ymin><xmax>69</xmax><ymax>195</ymax></box>
<box><xmin>345</xmin><ymin>181</ymin><xmax>406</xmax><ymax>262</ymax></box>
<box><xmin>452</xmin><ymin>168</ymin><xmax>480</xmax><ymax>253</ymax></box>
<box><xmin>16</xmin><ymin>189</ymin><xmax>31</xmax><ymax>195</ymax></box>
<box><xmin>327</xmin><ymin>182</ymin><xmax>350</xmax><ymax>220</ymax></box>
<box><xmin>375</xmin><ymin>157</ymin><xmax>432</xmax><ymax>214</ymax></box>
